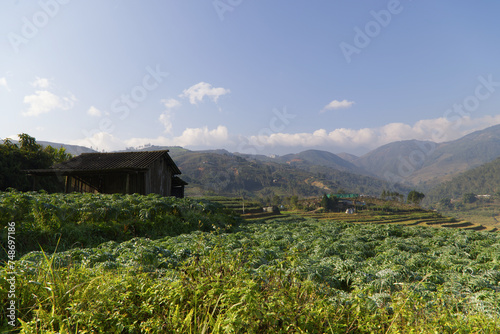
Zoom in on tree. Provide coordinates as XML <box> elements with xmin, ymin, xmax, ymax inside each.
<box><xmin>407</xmin><ymin>190</ymin><xmax>425</xmax><ymax>205</ymax></box>
<box><xmin>321</xmin><ymin>194</ymin><xmax>337</xmax><ymax>212</ymax></box>
<box><xmin>289</xmin><ymin>195</ymin><xmax>299</xmax><ymax>209</ymax></box>
<box><xmin>439</xmin><ymin>197</ymin><xmax>452</xmax><ymax>209</ymax></box>
<box><xmin>462</xmin><ymin>193</ymin><xmax>477</xmax><ymax>204</ymax></box>
<box><xmin>0</xmin><ymin>134</ymin><xmax>71</xmax><ymax>192</ymax></box>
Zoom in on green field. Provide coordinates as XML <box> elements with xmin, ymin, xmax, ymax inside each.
<box><xmin>1</xmin><ymin>192</ymin><xmax>500</xmax><ymax>333</ymax></box>
<box><xmin>436</xmin><ymin>197</ymin><xmax>500</xmax><ymax>232</ymax></box>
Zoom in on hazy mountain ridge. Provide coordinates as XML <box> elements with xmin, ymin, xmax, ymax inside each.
<box><xmin>171</xmin><ymin>150</ymin><xmax>409</xmax><ymax>198</ymax></box>
<box><xmin>425</xmin><ymin>155</ymin><xmax>500</xmax><ymax>202</ymax></box>
<box><xmin>352</xmin><ymin>124</ymin><xmax>500</xmax><ymax>188</ymax></box>
<box><xmin>0</xmin><ymin>139</ymin><xmax>97</xmax><ymax>156</ymax></box>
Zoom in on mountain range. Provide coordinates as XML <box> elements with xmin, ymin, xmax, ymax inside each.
<box><xmin>425</xmin><ymin>155</ymin><xmax>500</xmax><ymax>202</ymax></box>
<box><xmin>6</xmin><ymin>124</ymin><xmax>500</xmax><ymax>199</ymax></box>
<box><xmin>354</xmin><ymin>124</ymin><xmax>500</xmax><ymax>188</ymax></box>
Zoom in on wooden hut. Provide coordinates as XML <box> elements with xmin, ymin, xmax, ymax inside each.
<box><xmin>26</xmin><ymin>150</ymin><xmax>187</xmax><ymax>198</ymax></box>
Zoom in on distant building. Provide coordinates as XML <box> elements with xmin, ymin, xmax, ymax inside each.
<box><xmin>26</xmin><ymin>150</ymin><xmax>187</xmax><ymax>198</ymax></box>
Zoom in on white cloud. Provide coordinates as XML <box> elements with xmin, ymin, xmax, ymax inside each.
<box><xmin>0</xmin><ymin>77</ymin><xmax>10</xmax><ymax>91</ymax></box>
<box><xmin>180</xmin><ymin>82</ymin><xmax>230</xmax><ymax>105</ymax></box>
<box><xmin>23</xmin><ymin>90</ymin><xmax>76</xmax><ymax>116</ymax></box>
<box><xmin>248</xmin><ymin>114</ymin><xmax>500</xmax><ymax>151</ymax></box>
<box><xmin>125</xmin><ymin>125</ymin><xmax>230</xmax><ymax>148</ymax></box>
<box><xmin>321</xmin><ymin>99</ymin><xmax>355</xmax><ymax>112</ymax></box>
<box><xmin>159</xmin><ymin>113</ymin><xmax>173</xmax><ymax>134</ymax></box>
<box><xmin>173</xmin><ymin>125</ymin><xmax>229</xmax><ymax>146</ymax></box>
<box><xmin>70</xmin><ymin>132</ymin><xmax>124</xmax><ymax>152</ymax></box>
<box><xmin>67</xmin><ymin>114</ymin><xmax>500</xmax><ymax>155</ymax></box>
<box><xmin>162</xmin><ymin>98</ymin><xmax>181</xmax><ymax>109</ymax></box>
<box><xmin>70</xmin><ymin>125</ymin><xmax>230</xmax><ymax>153</ymax></box>
<box><xmin>31</xmin><ymin>77</ymin><xmax>51</xmax><ymax>89</ymax></box>
<box><xmin>159</xmin><ymin>98</ymin><xmax>182</xmax><ymax>134</ymax></box>
<box><xmin>87</xmin><ymin>106</ymin><xmax>102</xmax><ymax>117</ymax></box>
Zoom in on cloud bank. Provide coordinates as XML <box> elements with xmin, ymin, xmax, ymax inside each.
<box><xmin>249</xmin><ymin>114</ymin><xmax>500</xmax><ymax>152</ymax></box>
<box><xmin>71</xmin><ymin>114</ymin><xmax>500</xmax><ymax>154</ymax></box>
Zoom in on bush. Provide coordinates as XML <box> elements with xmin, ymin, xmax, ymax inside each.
<box><xmin>463</xmin><ymin>193</ymin><xmax>477</xmax><ymax>203</ymax></box>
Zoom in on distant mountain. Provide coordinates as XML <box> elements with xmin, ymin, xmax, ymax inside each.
<box><xmin>172</xmin><ymin>150</ymin><xmax>409</xmax><ymax>198</ymax></box>
<box><xmin>414</xmin><ymin>124</ymin><xmax>500</xmax><ymax>185</ymax></box>
<box><xmin>38</xmin><ymin>141</ymin><xmax>97</xmax><ymax>156</ymax></box>
<box><xmin>354</xmin><ymin>140</ymin><xmax>434</xmax><ymax>184</ymax></box>
<box><xmin>121</xmin><ymin>145</ymin><xmax>190</xmax><ymax>157</ymax></box>
<box><xmin>0</xmin><ymin>139</ymin><xmax>96</xmax><ymax>156</ymax></box>
<box><xmin>425</xmin><ymin>156</ymin><xmax>500</xmax><ymax>202</ymax></box>
<box><xmin>336</xmin><ymin>152</ymin><xmax>358</xmax><ymax>163</ymax></box>
<box><xmin>272</xmin><ymin>149</ymin><xmax>372</xmax><ymax>176</ymax></box>
<box><xmin>354</xmin><ymin>124</ymin><xmax>500</xmax><ymax>188</ymax></box>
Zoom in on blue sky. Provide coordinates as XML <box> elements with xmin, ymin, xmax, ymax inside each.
<box><xmin>1</xmin><ymin>1</ymin><xmax>500</xmax><ymax>155</ymax></box>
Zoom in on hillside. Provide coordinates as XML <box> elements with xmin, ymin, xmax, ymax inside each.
<box><xmin>336</xmin><ymin>152</ymin><xmax>358</xmax><ymax>163</ymax></box>
<box><xmin>172</xmin><ymin>150</ymin><xmax>409</xmax><ymax>198</ymax></box>
<box><xmin>271</xmin><ymin>149</ymin><xmax>372</xmax><ymax>176</ymax></box>
<box><xmin>426</xmin><ymin>156</ymin><xmax>500</xmax><ymax>202</ymax></box>
<box><xmin>354</xmin><ymin>124</ymin><xmax>500</xmax><ymax>188</ymax></box>
<box><xmin>354</xmin><ymin>140</ymin><xmax>434</xmax><ymax>184</ymax></box>
<box><xmin>415</xmin><ymin>124</ymin><xmax>500</xmax><ymax>185</ymax></box>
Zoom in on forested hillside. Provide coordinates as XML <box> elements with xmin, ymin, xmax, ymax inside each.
<box><xmin>172</xmin><ymin>150</ymin><xmax>409</xmax><ymax>198</ymax></box>
<box><xmin>354</xmin><ymin>124</ymin><xmax>500</xmax><ymax>188</ymax></box>
<box><xmin>426</xmin><ymin>156</ymin><xmax>500</xmax><ymax>202</ymax></box>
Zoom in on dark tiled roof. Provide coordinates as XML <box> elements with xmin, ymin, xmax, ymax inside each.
<box><xmin>28</xmin><ymin>151</ymin><xmax>181</xmax><ymax>174</ymax></box>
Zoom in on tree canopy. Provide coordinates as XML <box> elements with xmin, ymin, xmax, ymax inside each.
<box><xmin>0</xmin><ymin>134</ymin><xmax>71</xmax><ymax>192</ymax></box>
<box><xmin>407</xmin><ymin>190</ymin><xmax>425</xmax><ymax>205</ymax></box>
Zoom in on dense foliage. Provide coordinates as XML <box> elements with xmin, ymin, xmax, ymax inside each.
<box><xmin>407</xmin><ymin>190</ymin><xmax>425</xmax><ymax>205</ymax></box>
<box><xmin>1</xmin><ymin>193</ymin><xmax>499</xmax><ymax>332</ymax></box>
<box><xmin>426</xmin><ymin>156</ymin><xmax>500</xmax><ymax>203</ymax></box>
<box><xmin>0</xmin><ymin>191</ymin><xmax>238</xmax><ymax>261</ymax></box>
<box><xmin>0</xmin><ymin>134</ymin><xmax>71</xmax><ymax>192</ymax></box>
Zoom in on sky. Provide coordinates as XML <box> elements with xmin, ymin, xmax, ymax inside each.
<box><xmin>1</xmin><ymin>0</ymin><xmax>500</xmax><ymax>156</ymax></box>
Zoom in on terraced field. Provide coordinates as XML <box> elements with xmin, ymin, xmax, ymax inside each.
<box><xmin>205</xmin><ymin>195</ymin><xmax>499</xmax><ymax>232</ymax></box>
<box><xmin>200</xmin><ymin>196</ymin><xmax>263</xmax><ymax>214</ymax></box>
<box><xmin>299</xmin><ymin>211</ymin><xmax>498</xmax><ymax>232</ymax></box>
